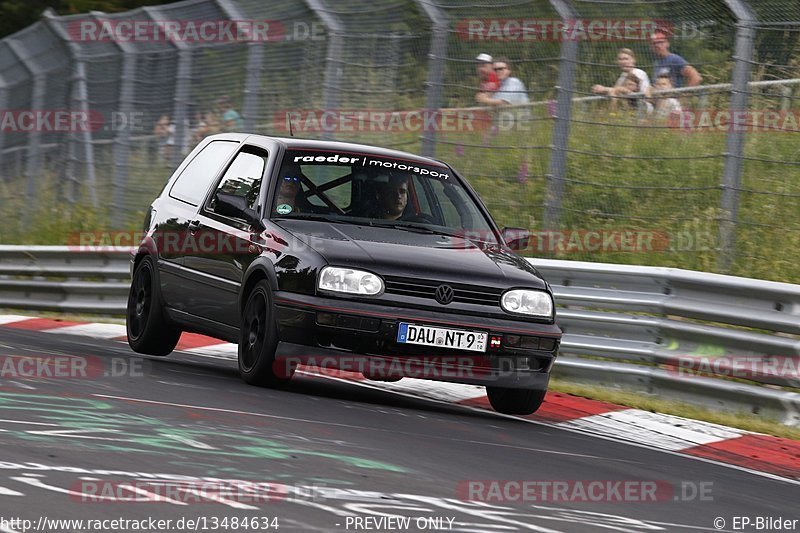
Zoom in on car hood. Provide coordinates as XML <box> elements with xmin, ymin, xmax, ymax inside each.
<box><xmin>275</xmin><ymin>219</ymin><xmax>547</xmax><ymax>289</ymax></box>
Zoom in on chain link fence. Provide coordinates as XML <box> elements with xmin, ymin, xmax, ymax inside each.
<box><xmin>0</xmin><ymin>0</ymin><xmax>797</xmax><ymax>282</ymax></box>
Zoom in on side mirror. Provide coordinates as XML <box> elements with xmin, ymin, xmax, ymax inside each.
<box><xmin>214</xmin><ymin>192</ymin><xmax>263</xmax><ymax>230</ymax></box>
<box><xmin>502</xmin><ymin>227</ymin><xmax>530</xmax><ymax>251</ymax></box>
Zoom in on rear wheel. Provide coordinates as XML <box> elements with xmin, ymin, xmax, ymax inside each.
<box><xmin>239</xmin><ymin>280</ymin><xmax>294</xmax><ymax>387</ymax></box>
<box><xmin>126</xmin><ymin>256</ymin><xmax>181</xmax><ymax>356</ymax></box>
<box><xmin>486</xmin><ymin>387</ymin><xmax>546</xmax><ymax>415</ymax></box>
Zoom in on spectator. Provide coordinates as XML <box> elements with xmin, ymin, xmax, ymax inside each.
<box><xmin>650</xmin><ymin>74</ymin><xmax>682</xmax><ymax>120</ymax></box>
<box><xmin>476</xmin><ymin>57</ymin><xmax>529</xmax><ymax>106</ymax></box>
<box><xmin>650</xmin><ymin>30</ymin><xmax>702</xmax><ymax>88</ymax></box>
<box><xmin>153</xmin><ymin>114</ymin><xmax>175</xmax><ymax>162</ymax></box>
<box><xmin>591</xmin><ymin>48</ymin><xmax>650</xmax><ymax>96</ymax></box>
<box><xmin>609</xmin><ymin>72</ymin><xmax>653</xmax><ymax>115</ymax></box>
<box><xmin>476</xmin><ymin>53</ymin><xmax>500</xmax><ymax>93</ymax></box>
<box><xmin>216</xmin><ymin>96</ymin><xmax>244</xmax><ymax>130</ymax></box>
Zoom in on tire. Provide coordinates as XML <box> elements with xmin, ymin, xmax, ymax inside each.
<box><xmin>238</xmin><ymin>280</ymin><xmax>294</xmax><ymax>388</ymax></box>
<box><xmin>486</xmin><ymin>386</ymin><xmax>547</xmax><ymax>415</ymax></box>
<box><xmin>126</xmin><ymin>256</ymin><xmax>181</xmax><ymax>356</ymax></box>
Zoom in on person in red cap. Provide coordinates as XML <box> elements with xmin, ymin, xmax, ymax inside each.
<box><xmin>476</xmin><ymin>53</ymin><xmax>500</xmax><ymax>93</ymax></box>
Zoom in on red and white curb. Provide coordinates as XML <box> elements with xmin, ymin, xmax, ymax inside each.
<box><xmin>1</xmin><ymin>314</ymin><xmax>799</xmax><ymax>481</ymax></box>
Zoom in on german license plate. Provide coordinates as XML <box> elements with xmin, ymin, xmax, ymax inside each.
<box><xmin>396</xmin><ymin>323</ymin><xmax>487</xmax><ymax>353</ymax></box>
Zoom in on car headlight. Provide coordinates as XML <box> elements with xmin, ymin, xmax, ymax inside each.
<box><xmin>501</xmin><ymin>289</ymin><xmax>553</xmax><ymax>318</ymax></box>
<box><xmin>318</xmin><ymin>266</ymin><xmax>384</xmax><ymax>296</ymax></box>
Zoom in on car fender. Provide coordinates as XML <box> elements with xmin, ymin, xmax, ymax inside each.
<box><xmin>239</xmin><ymin>257</ymin><xmax>279</xmax><ymax>313</ymax></box>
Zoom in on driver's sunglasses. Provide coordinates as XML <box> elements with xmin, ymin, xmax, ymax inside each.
<box><xmin>282</xmin><ymin>176</ymin><xmax>301</xmax><ymax>183</ymax></box>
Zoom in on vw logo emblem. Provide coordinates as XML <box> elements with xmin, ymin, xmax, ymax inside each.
<box><xmin>435</xmin><ymin>284</ymin><xmax>454</xmax><ymax>305</ymax></box>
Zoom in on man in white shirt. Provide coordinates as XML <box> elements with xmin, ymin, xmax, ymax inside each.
<box><xmin>476</xmin><ymin>57</ymin><xmax>529</xmax><ymax>106</ymax></box>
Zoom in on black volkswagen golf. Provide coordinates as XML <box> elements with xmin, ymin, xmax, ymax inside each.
<box><xmin>127</xmin><ymin>134</ymin><xmax>561</xmax><ymax>414</ymax></box>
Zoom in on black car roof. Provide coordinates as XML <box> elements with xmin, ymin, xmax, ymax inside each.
<box><xmin>243</xmin><ymin>134</ymin><xmax>448</xmax><ymax>169</ymax></box>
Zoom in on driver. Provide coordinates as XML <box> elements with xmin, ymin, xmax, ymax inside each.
<box><xmin>373</xmin><ymin>174</ymin><xmax>409</xmax><ymax>220</ymax></box>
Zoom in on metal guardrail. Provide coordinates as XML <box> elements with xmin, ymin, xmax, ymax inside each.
<box><xmin>1</xmin><ymin>246</ymin><xmax>798</xmax><ymax>425</ymax></box>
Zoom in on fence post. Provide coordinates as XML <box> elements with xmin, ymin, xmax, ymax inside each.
<box><xmin>542</xmin><ymin>0</ymin><xmax>578</xmax><ymax>231</ymax></box>
<box><xmin>144</xmin><ymin>6</ymin><xmax>192</xmax><ymax>169</ymax></box>
<box><xmin>89</xmin><ymin>12</ymin><xmax>137</xmax><ymax>226</ymax></box>
<box><xmin>0</xmin><ymin>79</ymin><xmax>7</xmax><ymax>178</ymax></box>
<box><xmin>6</xmin><ymin>37</ymin><xmax>45</xmax><ymax>219</ymax></box>
<box><xmin>415</xmin><ymin>0</ymin><xmax>448</xmax><ymax>159</ymax></box>
<box><xmin>304</xmin><ymin>0</ymin><xmax>344</xmax><ymax>140</ymax></box>
<box><xmin>43</xmin><ymin>11</ymin><xmax>97</xmax><ymax>208</ymax></box>
<box><xmin>215</xmin><ymin>0</ymin><xmax>262</xmax><ymax>132</ymax></box>
<box><xmin>718</xmin><ymin>0</ymin><xmax>757</xmax><ymax>272</ymax></box>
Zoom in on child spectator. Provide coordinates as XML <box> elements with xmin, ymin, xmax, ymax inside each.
<box><xmin>650</xmin><ymin>74</ymin><xmax>682</xmax><ymax>121</ymax></box>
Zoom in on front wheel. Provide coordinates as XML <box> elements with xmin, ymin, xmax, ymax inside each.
<box><xmin>486</xmin><ymin>387</ymin><xmax>546</xmax><ymax>415</ymax></box>
<box><xmin>126</xmin><ymin>256</ymin><xmax>181</xmax><ymax>356</ymax></box>
<box><xmin>238</xmin><ymin>280</ymin><xmax>294</xmax><ymax>388</ymax></box>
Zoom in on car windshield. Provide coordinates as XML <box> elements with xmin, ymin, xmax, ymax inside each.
<box><xmin>271</xmin><ymin>149</ymin><xmax>498</xmax><ymax>244</ymax></box>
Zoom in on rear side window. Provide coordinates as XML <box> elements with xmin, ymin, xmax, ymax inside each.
<box><xmin>169</xmin><ymin>140</ymin><xmax>238</xmax><ymax>206</ymax></box>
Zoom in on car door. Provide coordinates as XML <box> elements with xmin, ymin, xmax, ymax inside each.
<box><xmin>181</xmin><ymin>144</ymin><xmax>274</xmax><ymax>327</ymax></box>
<box><xmin>155</xmin><ymin>139</ymin><xmax>239</xmax><ymax>310</ymax></box>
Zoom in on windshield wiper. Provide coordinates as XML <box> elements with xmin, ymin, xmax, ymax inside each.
<box><xmin>367</xmin><ymin>221</ymin><xmax>469</xmax><ymax>239</ymax></box>
<box><xmin>273</xmin><ymin>214</ymin><xmax>347</xmax><ymax>224</ymax></box>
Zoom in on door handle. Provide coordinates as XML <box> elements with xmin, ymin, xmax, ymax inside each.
<box><xmin>188</xmin><ymin>220</ymin><xmax>201</xmax><ymax>232</ymax></box>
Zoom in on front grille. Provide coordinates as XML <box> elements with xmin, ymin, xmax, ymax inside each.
<box><xmin>384</xmin><ymin>276</ymin><xmax>502</xmax><ymax>307</ymax></box>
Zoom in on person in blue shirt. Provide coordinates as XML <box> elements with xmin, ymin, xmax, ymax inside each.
<box><xmin>475</xmin><ymin>57</ymin><xmax>529</xmax><ymax>106</ymax></box>
<box><xmin>215</xmin><ymin>96</ymin><xmax>244</xmax><ymax>130</ymax></box>
<box><xmin>650</xmin><ymin>31</ymin><xmax>702</xmax><ymax>89</ymax></box>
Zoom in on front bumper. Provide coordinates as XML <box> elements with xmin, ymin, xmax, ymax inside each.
<box><xmin>273</xmin><ymin>291</ymin><xmax>561</xmax><ymax>389</ymax></box>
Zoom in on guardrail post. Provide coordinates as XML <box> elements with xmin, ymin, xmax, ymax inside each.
<box><xmin>718</xmin><ymin>0</ymin><xmax>757</xmax><ymax>272</ymax></box>
<box><xmin>542</xmin><ymin>0</ymin><xmax>578</xmax><ymax>232</ymax></box>
<box><xmin>304</xmin><ymin>0</ymin><xmax>344</xmax><ymax>141</ymax></box>
<box><xmin>415</xmin><ymin>0</ymin><xmax>448</xmax><ymax>159</ymax></box>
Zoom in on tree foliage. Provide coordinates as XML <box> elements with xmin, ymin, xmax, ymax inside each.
<box><xmin>0</xmin><ymin>0</ymin><xmax>175</xmax><ymax>38</ymax></box>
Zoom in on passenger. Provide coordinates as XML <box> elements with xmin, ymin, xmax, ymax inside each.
<box><xmin>273</xmin><ymin>164</ymin><xmax>304</xmax><ymax>215</ymax></box>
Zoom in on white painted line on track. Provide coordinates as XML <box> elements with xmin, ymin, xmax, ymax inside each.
<box><xmin>0</xmin><ymin>315</ymin><xmax>34</xmax><ymax>326</ymax></box>
<box><xmin>558</xmin><ymin>409</ymin><xmax>746</xmax><ymax>451</ymax></box>
<box><xmin>42</xmin><ymin>323</ymin><xmax>126</xmax><ymax>339</ymax></box>
<box><xmin>183</xmin><ymin>343</ymin><xmax>238</xmax><ymax>359</ymax></box>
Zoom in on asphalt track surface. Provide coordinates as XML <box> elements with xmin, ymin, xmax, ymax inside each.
<box><xmin>0</xmin><ymin>326</ymin><xmax>797</xmax><ymax>533</ymax></box>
